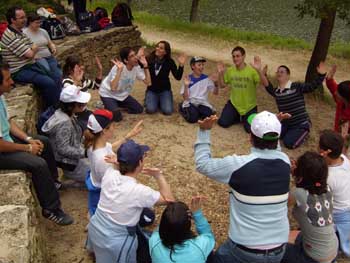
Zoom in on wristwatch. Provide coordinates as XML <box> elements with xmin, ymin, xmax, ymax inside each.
<box><xmin>25</xmin><ymin>136</ymin><xmax>33</xmax><ymax>142</ymax></box>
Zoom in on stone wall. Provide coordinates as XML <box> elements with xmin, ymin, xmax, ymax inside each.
<box><xmin>0</xmin><ymin>26</ymin><xmax>142</xmax><ymax>263</ymax></box>
<box><xmin>55</xmin><ymin>26</ymin><xmax>143</xmax><ymax>76</ymax></box>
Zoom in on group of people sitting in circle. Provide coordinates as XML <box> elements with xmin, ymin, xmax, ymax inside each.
<box><xmin>0</xmin><ymin>5</ymin><xmax>350</xmax><ymax>263</ymax></box>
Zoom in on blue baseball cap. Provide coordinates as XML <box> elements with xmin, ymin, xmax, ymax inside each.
<box><xmin>117</xmin><ymin>140</ymin><xmax>150</xmax><ymax>165</ymax></box>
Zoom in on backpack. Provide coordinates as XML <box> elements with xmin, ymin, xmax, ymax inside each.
<box><xmin>61</xmin><ymin>16</ymin><xmax>81</xmax><ymax>35</ymax></box>
<box><xmin>36</xmin><ymin>105</ymin><xmax>56</xmax><ymax>135</ymax></box>
<box><xmin>112</xmin><ymin>3</ymin><xmax>133</xmax><ymax>27</ymax></box>
<box><xmin>78</xmin><ymin>11</ymin><xmax>100</xmax><ymax>33</ymax></box>
<box><xmin>94</xmin><ymin>7</ymin><xmax>108</xmax><ymax>21</ymax></box>
<box><xmin>41</xmin><ymin>17</ymin><xmax>65</xmax><ymax>40</ymax></box>
<box><xmin>0</xmin><ymin>21</ymin><xmax>8</xmax><ymax>40</ymax></box>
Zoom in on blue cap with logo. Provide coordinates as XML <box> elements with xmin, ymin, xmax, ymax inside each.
<box><xmin>117</xmin><ymin>140</ymin><xmax>150</xmax><ymax>165</ymax></box>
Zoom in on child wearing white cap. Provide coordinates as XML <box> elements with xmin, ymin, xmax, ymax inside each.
<box><xmin>41</xmin><ymin>85</ymin><xmax>91</xmax><ymax>184</ymax></box>
<box><xmin>84</xmin><ymin>109</ymin><xmax>143</xmax><ymax>215</ymax></box>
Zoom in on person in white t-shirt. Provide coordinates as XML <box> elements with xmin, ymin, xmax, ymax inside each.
<box><xmin>84</xmin><ymin>109</ymin><xmax>143</xmax><ymax>215</ymax></box>
<box><xmin>99</xmin><ymin>47</ymin><xmax>151</xmax><ymax>121</ymax></box>
<box><xmin>179</xmin><ymin>56</ymin><xmax>218</xmax><ymax>123</ymax></box>
<box><xmin>319</xmin><ymin>129</ymin><xmax>350</xmax><ymax>258</ymax></box>
<box><xmin>87</xmin><ymin>139</ymin><xmax>174</xmax><ymax>263</ymax></box>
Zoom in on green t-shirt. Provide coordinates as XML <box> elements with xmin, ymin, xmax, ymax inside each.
<box><xmin>224</xmin><ymin>65</ymin><xmax>260</xmax><ymax>115</ymax></box>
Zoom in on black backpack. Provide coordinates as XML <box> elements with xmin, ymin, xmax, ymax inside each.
<box><xmin>40</xmin><ymin>17</ymin><xmax>65</xmax><ymax>40</ymax></box>
<box><xmin>94</xmin><ymin>7</ymin><xmax>108</xmax><ymax>21</ymax></box>
<box><xmin>112</xmin><ymin>3</ymin><xmax>133</xmax><ymax>27</ymax></box>
<box><xmin>78</xmin><ymin>11</ymin><xmax>100</xmax><ymax>33</ymax></box>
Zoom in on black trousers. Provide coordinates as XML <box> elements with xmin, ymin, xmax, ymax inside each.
<box><xmin>72</xmin><ymin>0</ymin><xmax>87</xmax><ymax>26</ymax></box>
<box><xmin>0</xmin><ymin>135</ymin><xmax>60</xmax><ymax>210</ymax></box>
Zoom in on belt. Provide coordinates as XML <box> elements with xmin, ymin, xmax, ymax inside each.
<box><xmin>236</xmin><ymin>244</ymin><xmax>285</xmax><ymax>255</ymax></box>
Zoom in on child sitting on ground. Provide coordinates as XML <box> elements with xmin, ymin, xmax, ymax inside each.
<box><xmin>84</xmin><ymin>109</ymin><xmax>143</xmax><ymax>216</ymax></box>
<box><xmin>149</xmin><ymin>196</ymin><xmax>215</xmax><ymax>263</ymax></box>
<box><xmin>319</xmin><ymin>130</ymin><xmax>350</xmax><ymax>258</ymax></box>
<box><xmin>87</xmin><ymin>140</ymin><xmax>174</xmax><ymax>263</ymax></box>
<box><xmin>282</xmin><ymin>151</ymin><xmax>338</xmax><ymax>263</ymax></box>
<box><xmin>179</xmin><ymin>56</ymin><xmax>218</xmax><ymax>123</ymax></box>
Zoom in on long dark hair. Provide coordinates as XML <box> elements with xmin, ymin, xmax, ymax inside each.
<box><xmin>58</xmin><ymin>101</ymin><xmax>76</xmax><ymax>117</ymax></box>
<box><xmin>159</xmin><ymin>202</ymin><xmax>195</xmax><ymax>261</ymax></box>
<box><xmin>294</xmin><ymin>151</ymin><xmax>328</xmax><ymax>195</ymax></box>
<box><xmin>147</xmin><ymin>40</ymin><xmax>172</xmax><ymax>64</ymax></box>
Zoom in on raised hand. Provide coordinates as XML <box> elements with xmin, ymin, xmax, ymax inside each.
<box><xmin>177</xmin><ymin>54</ymin><xmax>187</xmax><ymax>66</ymax></box>
<box><xmin>262</xmin><ymin>65</ymin><xmax>268</xmax><ymax>76</ymax></box>
<box><xmin>138</xmin><ymin>55</ymin><xmax>148</xmax><ymax>68</ymax></box>
<box><xmin>190</xmin><ymin>196</ymin><xmax>207</xmax><ymax>213</ymax></box>
<box><xmin>198</xmin><ymin>115</ymin><xmax>218</xmax><ymax>130</ymax></box>
<box><xmin>317</xmin><ymin>61</ymin><xmax>327</xmax><ymax>75</ymax></box>
<box><xmin>142</xmin><ymin>167</ymin><xmax>162</xmax><ymax>179</ymax></box>
<box><xmin>217</xmin><ymin>62</ymin><xmax>225</xmax><ymax>74</ymax></box>
<box><xmin>110</xmin><ymin>58</ymin><xmax>124</xmax><ymax>70</ymax></box>
<box><xmin>104</xmin><ymin>154</ymin><xmax>117</xmax><ymax>164</ymax></box>
<box><xmin>126</xmin><ymin>120</ymin><xmax>143</xmax><ymax>139</ymax></box>
<box><xmin>276</xmin><ymin>112</ymin><xmax>292</xmax><ymax>121</ymax></box>
<box><xmin>136</xmin><ymin>47</ymin><xmax>145</xmax><ymax>59</ymax></box>
<box><xmin>250</xmin><ymin>56</ymin><xmax>262</xmax><ymax>71</ymax></box>
<box><xmin>184</xmin><ymin>75</ymin><xmax>191</xmax><ymax>86</ymax></box>
<box><xmin>326</xmin><ymin>64</ymin><xmax>337</xmax><ymax>80</ymax></box>
<box><xmin>95</xmin><ymin>56</ymin><xmax>103</xmax><ymax>72</ymax></box>
<box><xmin>209</xmin><ymin>72</ymin><xmax>219</xmax><ymax>82</ymax></box>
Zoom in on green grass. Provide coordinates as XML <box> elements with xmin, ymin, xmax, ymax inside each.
<box><xmin>86</xmin><ymin>0</ymin><xmax>350</xmax><ymax>59</ymax></box>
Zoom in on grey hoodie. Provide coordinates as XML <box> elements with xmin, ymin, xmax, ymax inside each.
<box><xmin>42</xmin><ymin>109</ymin><xmax>85</xmax><ymax>166</ymax></box>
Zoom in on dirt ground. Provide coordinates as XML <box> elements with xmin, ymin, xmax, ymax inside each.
<box><xmin>42</xmin><ymin>25</ymin><xmax>349</xmax><ymax>262</ymax></box>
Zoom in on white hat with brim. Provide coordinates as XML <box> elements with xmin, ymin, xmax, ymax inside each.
<box><xmin>247</xmin><ymin>111</ymin><xmax>281</xmax><ymax>141</ymax></box>
<box><xmin>60</xmin><ymin>84</ymin><xmax>91</xmax><ymax>104</ymax></box>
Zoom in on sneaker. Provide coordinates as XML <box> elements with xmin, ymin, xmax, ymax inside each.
<box><xmin>42</xmin><ymin>208</ymin><xmax>74</xmax><ymax>226</ymax></box>
<box><xmin>54</xmin><ymin>180</ymin><xmax>62</xmax><ymax>191</ymax></box>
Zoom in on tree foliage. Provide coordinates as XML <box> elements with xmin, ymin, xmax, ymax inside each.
<box><xmin>295</xmin><ymin>0</ymin><xmax>350</xmax><ymax>22</ymax></box>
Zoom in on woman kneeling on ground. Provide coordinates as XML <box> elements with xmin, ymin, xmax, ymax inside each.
<box><xmin>149</xmin><ymin>196</ymin><xmax>215</xmax><ymax>263</ymax></box>
<box><xmin>145</xmin><ymin>40</ymin><xmax>186</xmax><ymax>115</ymax></box>
<box><xmin>87</xmin><ymin>139</ymin><xmax>174</xmax><ymax>263</ymax></box>
<box><xmin>282</xmin><ymin>151</ymin><xmax>338</xmax><ymax>263</ymax></box>
<box><xmin>42</xmin><ymin>85</ymin><xmax>91</xmax><ymax>185</ymax></box>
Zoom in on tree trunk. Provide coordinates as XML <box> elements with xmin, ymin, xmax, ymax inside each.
<box><xmin>190</xmin><ymin>0</ymin><xmax>200</xmax><ymax>23</ymax></box>
<box><xmin>305</xmin><ymin>8</ymin><xmax>336</xmax><ymax>93</ymax></box>
<box><xmin>127</xmin><ymin>0</ymin><xmax>132</xmax><ymax>5</ymax></box>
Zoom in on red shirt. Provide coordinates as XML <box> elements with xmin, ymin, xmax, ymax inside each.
<box><xmin>326</xmin><ymin>78</ymin><xmax>350</xmax><ymax>132</ymax></box>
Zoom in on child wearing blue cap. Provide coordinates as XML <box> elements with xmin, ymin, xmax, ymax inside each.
<box><xmin>87</xmin><ymin>139</ymin><xmax>174</xmax><ymax>263</ymax></box>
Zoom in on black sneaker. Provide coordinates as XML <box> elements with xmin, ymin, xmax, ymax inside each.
<box><xmin>54</xmin><ymin>180</ymin><xmax>62</xmax><ymax>191</ymax></box>
<box><xmin>42</xmin><ymin>208</ymin><xmax>74</xmax><ymax>226</ymax></box>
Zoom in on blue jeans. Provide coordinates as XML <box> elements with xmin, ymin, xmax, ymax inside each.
<box><xmin>218</xmin><ymin>100</ymin><xmax>257</xmax><ymax>133</ymax></box>
<box><xmin>281</xmin><ymin>121</ymin><xmax>311</xmax><ymax>149</ymax></box>
<box><xmin>179</xmin><ymin>103</ymin><xmax>213</xmax><ymax>123</ymax></box>
<box><xmin>36</xmin><ymin>56</ymin><xmax>62</xmax><ymax>87</ymax></box>
<box><xmin>101</xmin><ymin>95</ymin><xmax>143</xmax><ymax>114</ymax></box>
<box><xmin>145</xmin><ymin>90</ymin><xmax>173</xmax><ymax>115</ymax></box>
<box><xmin>214</xmin><ymin>239</ymin><xmax>286</xmax><ymax>263</ymax></box>
<box><xmin>13</xmin><ymin>62</ymin><xmax>61</xmax><ymax>109</ymax></box>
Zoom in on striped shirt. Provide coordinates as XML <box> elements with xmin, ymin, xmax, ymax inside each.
<box><xmin>62</xmin><ymin>77</ymin><xmax>101</xmax><ymax>92</ymax></box>
<box><xmin>0</xmin><ymin>26</ymin><xmax>34</xmax><ymax>73</ymax></box>
<box><xmin>265</xmin><ymin>73</ymin><xmax>325</xmax><ymax>127</ymax></box>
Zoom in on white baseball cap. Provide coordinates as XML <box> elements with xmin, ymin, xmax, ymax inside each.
<box><xmin>60</xmin><ymin>85</ymin><xmax>91</xmax><ymax>103</ymax></box>
<box><xmin>248</xmin><ymin>111</ymin><xmax>281</xmax><ymax>141</ymax></box>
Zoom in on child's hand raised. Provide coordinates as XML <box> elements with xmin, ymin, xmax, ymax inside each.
<box><xmin>184</xmin><ymin>75</ymin><xmax>191</xmax><ymax>86</ymax></box>
<box><xmin>190</xmin><ymin>196</ymin><xmax>207</xmax><ymax>213</ymax></box>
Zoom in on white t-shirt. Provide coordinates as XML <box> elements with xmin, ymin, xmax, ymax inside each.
<box><xmin>180</xmin><ymin>74</ymin><xmax>215</xmax><ymax>109</ymax></box>
<box><xmin>98</xmin><ymin>168</ymin><xmax>160</xmax><ymax>226</ymax></box>
<box><xmin>99</xmin><ymin>65</ymin><xmax>145</xmax><ymax>101</ymax></box>
<box><xmin>23</xmin><ymin>28</ymin><xmax>51</xmax><ymax>59</ymax></box>
<box><xmin>87</xmin><ymin>143</ymin><xmax>114</xmax><ymax>188</ymax></box>
<box><xmin>328</xmin><ymin>154</ymin><xmax>350</xmax><ymax>212</ymax></box>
